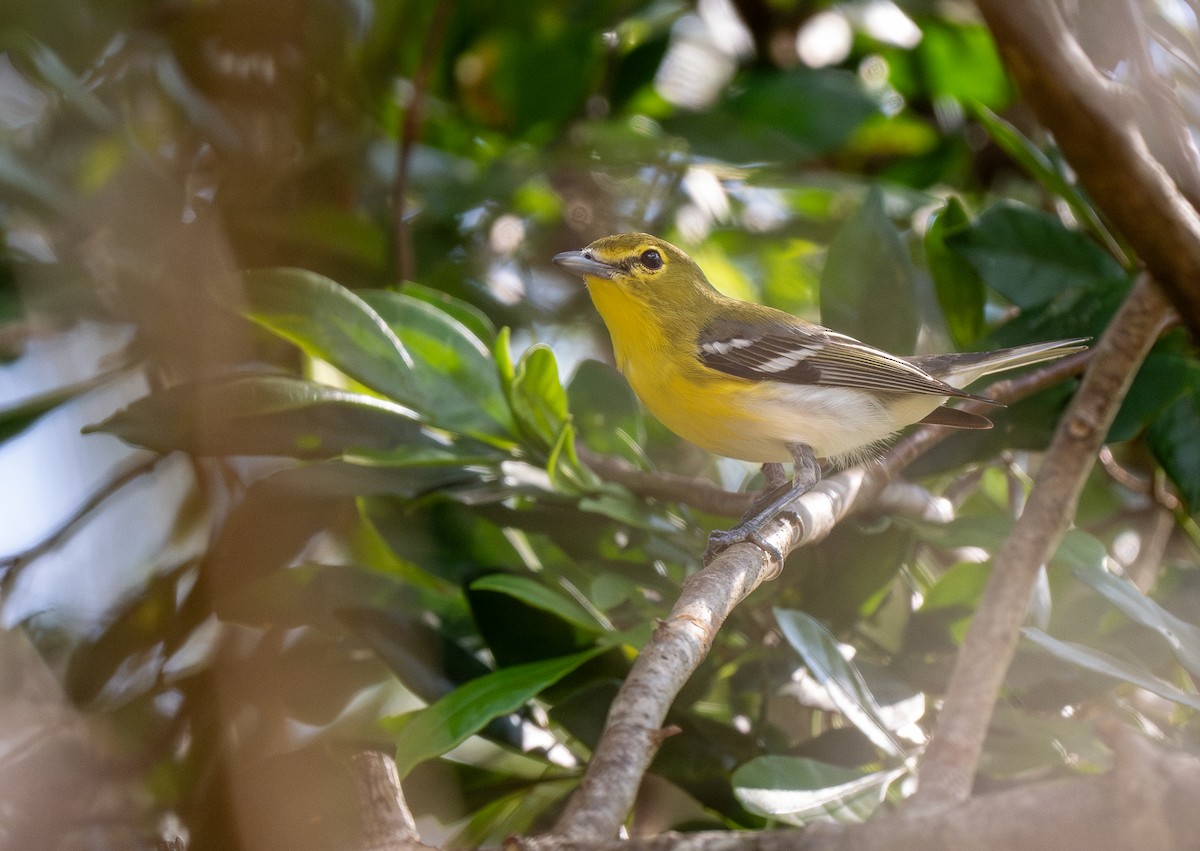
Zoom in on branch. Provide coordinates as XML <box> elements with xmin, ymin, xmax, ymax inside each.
<box><xmin>975</xmin><ymin>0</ymin><xmax>1200</xmax><ymax>335</ymax></box>
<box><xmin>521</xmin><ymin>727</ymin><xmax>1200</xmax><ymax>851</ymax></box>
<box><xmin>394</xmin><ymin>0</ymin><xmax>452</xmax><ymax>283</ymax></box>
<box><xmin>353</xmin><ymin>751</ymin><xmax>433</xmax><ymax>851</ymax></box>
<box><xmin>912</xmin><ymin>274</ymin><xmax>1172</xmax><ymax>809</ymax></box>
<box><xmin>551</xmin><ymin>348</ymin><xmax>1091</xmax><ymax>840</ymax></box>
<box><xmin>577</xmin><ymin>445</ymin><xmax>951</xmax><ymax>523</ymax></box>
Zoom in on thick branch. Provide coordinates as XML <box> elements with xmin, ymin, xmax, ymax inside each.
<box><xmin>522</xmin><ymin>729</ymin><xmax>1200</xmax><ymax>851</ymax></box>
<box><xmin>353</xmin><ymin>751</ymin><xmax>432</xmax><ymax>851</ymax></box>
<box><xmin>913</xmin><ymin>274</ymin><xmax>1172</xmax><ymax>808</ymax></box>
<box><xmin>552</xmin><ymin>349</ymin><xmax>1091</xmax><ymax>840</ymax></box>
<box><xmin>976</xmin><ymin>0</ymin><xmax>1200</xmax><ymax>335</ymax></box>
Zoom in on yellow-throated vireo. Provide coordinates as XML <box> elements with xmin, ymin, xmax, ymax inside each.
<box><xmin>553</xmin><ymin>233</ymin><xmax>1086</xmax><ymax>558</ymax></box>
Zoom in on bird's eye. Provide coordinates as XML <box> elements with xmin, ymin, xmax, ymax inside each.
<box><xmin>640</xmin><ymin>249</ymin><xmax>663</xmax><ymax>270</ymax></box>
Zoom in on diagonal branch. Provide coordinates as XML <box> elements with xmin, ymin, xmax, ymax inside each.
<box><xmin>912</xmin><ymin>274</ymin><xmax>1173</xmax><ymax>809</ymax></box>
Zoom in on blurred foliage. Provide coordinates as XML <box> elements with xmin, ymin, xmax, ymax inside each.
<box><xmin>4</xmin><ymin>1</ymin><xmax>1200</xmax><ymax>849</ymax></box>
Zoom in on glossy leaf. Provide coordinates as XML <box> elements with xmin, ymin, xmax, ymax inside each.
<box><xmin>733</xmin><ymin>755</ymin><xmax>905</xmax><ymax>825</ymax></box>
<box><xmin>85</xmin><ymin>374</ymin><xmax>426</xmax><ymax>457</ymax></box>
<box><xmin>469</xmin><ymin>574</ymin><xmax>604</xmax><ymax>633</ymax></box>
<box><xmin>359</xmin><ymin>289</ymin><xmax>513</xmax><ymax>438</ymax></box>
<box><xmin>775</xmin><ymin>608</ymin><xmax>905</xmax><ymax>757</ymax></box>
<box><xmin>237</xmin><ymin>268</ymin><xmax>420</xmax><ymax>405</ymax></box>
<box><xmin>386</xmin><ymin>647</ymin><xmax>605</xmax><ymax>777</ymax></box>
<box><xmin>945</xmin><ymin>202</ymin><xmax>1127</xmax><ymax>309</ymax></box>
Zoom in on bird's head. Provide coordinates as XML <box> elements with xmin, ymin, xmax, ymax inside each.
<box><xmin>552</xmin><ymin>233</ymin><xmax>714</xmax><ymax>308</ymax></box>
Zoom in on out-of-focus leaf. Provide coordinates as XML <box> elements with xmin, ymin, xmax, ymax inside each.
<box><xmin>820</xmin><ymin>187</ymin><xmax>918</xmax><ymax>353</ymax></box>
<box><xmin>385</xmin><ymin>647</ymin><xmax>605</xmax><ymax>777</ymax></box>
<box><xmin>0</xmin><ymin>146</ymin><xmax>67</xmax><ymax>213</ymax></box>
<box><xmin>1146</xmin><ymin>392</ymin><xmax>1200</xmax><ymax>510</ymax></box>
<box><xmin>925</xmin><ymin>197</ymin><xmax>984</xmax><ymax>348</ymax></box>
<box><xmin>1073</xmin><ymin>561</ymin><xmax>1200</xmax><ymax>678</ymax></box>
<box><xmin>469</xmin><ymin>574</ymin><xmax>604</xmax><ymax>633</ymax></box>
<box><xmin>919</xmin><ymin>21</ymin><xmax>1011</xmax><ymax>109</ymax></box>
<box><xmin>972</xmin><ymin>105</ymin><xmax>1123</xmax><ymax>262</ymax></box>
<box><xmin>236</xmin><ymin>268</ymin><xmax>420</xmax><ymax>406</ymax></box>
<box><xmin>340</xmin><ymin>607</ymin><xmax>490</xmax><ymax>705</ymax></box>
<box><xmin>732</xmin><ymin>755</ymin><xmax>904</xmax><ymax>826</ymax></box>
<box><xmin>672</xmin><ymin>68</ymin><xmax>878</xmax><ymax>162</ymax></box>
<box><xmin>945</xmin><ymin>202</ymin><xmax>1127</xmax><ymax>310</ymax></box>
<box><xmin>775</xmin><ymin>608</ymin><xmax>905</xmax><ymax>757</ymax></box>
<box><xmin>14</xmin><ymin>35</ymin><xmax>115</xmax><ymax>127</ymax></box>
<box><xmin>360</xmin><ymin>289</ymin><xmax>513</xmax><ymax>438</ymax></box>
<box><xmin>567</xmin><ymin>359</ymin><xmax>645</xmax><ymax>458</ymax></box>
<box><xmin>84</xmin><ymin>375</ymin><xmax>426</xmax><ymax>457</ymax></box>
<box><xmin>1022</xmin><ymin>628</ymin><xmax>1200</xmax><ymax>710</ymax></box>
<box><xmin>400</xmin><ymin>282</ymin><xmax>497</xmax><ymax>345</ymax></box>
<box><xmin>65</xmin><ymin>563</ymin><xmax>193</xmax><ymax>706</ymax></box>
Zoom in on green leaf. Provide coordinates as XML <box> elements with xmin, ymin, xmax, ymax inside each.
<box><xmin>568</xmin><ymin>359</ymin><xmax>645</xmax><ymax>458</ymax></box>
<box><xmin>919</xmin><ymin>21</ymin><xmax>1011</xmax><ymax>109</ymax></box>
<box><xmin>733</xmin><ymin>755</ymin><xmax>905</xmax><ymax>825</ymax></box>
<box><xmin>508</xmin><ymin>344</ymin><xmax>570</xmax><ymax>452</ymax></box>
<box><xmin>359</xmin><ymin>289</ymin><xmax>513</xmax><ymax>438</ymax></box>
<box><xmin>1072</xmin><ymin>562</ymin><xmax>1200</xmax><ymax>679</ymax></box>
<box><xmin>821</xmin><ymin>187</ymin><xmax>918</xmax><ymax>353</ymax></box>
<box><xmin>469</xmin><ymin>574</ymin><xmax>604</xmax><ymax>633</ymax></box>
<box><xmin>1147</xmin><ymin>393</ymin><xmax>1200</xmax><ymax>510</ymax></box>
<box><xmin>972</xmin><ymin>105</ymin><xmax>1123</xmax><ymax>262</ymax></box>
<box><xmin>1022</xmin><ymin>628</ymin><xmax>1200</xmax><ymax>711</ymax></box>
<box><xmin>775</xmin><ymin>608</ymin><xmax>905</xmax><ymax>757</ymax></box>
<box><xmin>945</xmin><ymin>202</ymin><xmax>1127</xmax><ymax>310</ymax></box>
<box><xmin>925</xmin><ymin>197</ymin><xmax>984</xmax><ymax>348</ymax></box>
<box><xmin>384</xmin><ymin>647</ymin><xmax>605</xmax><ymax>777</ymax></box>
<box><xmin>400</xmin><ymin>282</ymin><xmax>497</xmax><ymax>345</ymax></box>
<box><xmin>84</xmin><ymin>375</ymin><xmax>426</xmax><ymax>457</ymax></box>
<box><xmin>670</xmin><ymin>68</ymin><xmax>878</xmax><ymax>163</ymax></box>
<box><xmin>237</xmin><ymin>268</ymin><xmax>420</xmax><ymax>405</ymax></box>
<box><xmin>1109</xmin><ymin>339</ymin><xmax>1200</xmax><ymax>442</ymax></box>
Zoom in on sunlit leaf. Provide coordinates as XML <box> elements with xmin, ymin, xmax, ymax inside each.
<box><xmin>237</xmin><ymin>268</ymin><xmax>421</xmax><ymax>406</ymax></box>
<box><xmin>733</xmin><ymin>755</ymin><xmax>905</xmax><ymax>825</ymax></box>
<box><xmin>360</xmin><ymin>289</ymin><xmax>513</xmax><ymax>438</ymax></box>
<box><xmin>775</xmin><ymin>608</ymin><xmax>905</xmax><ymax>757</ymax></box>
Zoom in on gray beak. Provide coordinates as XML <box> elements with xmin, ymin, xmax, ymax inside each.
<box><xmin>552</xmin><ymin>250</ymin><xmax>621</xmax><ymax>279</ymax></box>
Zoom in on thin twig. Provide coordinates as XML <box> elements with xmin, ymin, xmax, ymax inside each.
<box><xmin>912</xmin><ymin>274</ymin><xmax>1171</xmax><ymax>810</ymax></box>
<box><xmin>395</xmin><ymin>0</ymin><xmax>453</xmax><ymax>283</ymax></box>
<box><xmin>0</xmin><ymin>454</ymin><xmax>163</xmax><ymax>590</ymax></box>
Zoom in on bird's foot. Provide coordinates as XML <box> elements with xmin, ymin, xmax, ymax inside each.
<box><xmin>703</xmin><ymin>444</ymin><xmax>822</xmax><ymax>565</ymax></box>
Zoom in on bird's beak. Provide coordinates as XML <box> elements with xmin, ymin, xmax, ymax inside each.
<box><xmin>552</xmin><ymin>250</ymin><xmax>621</xmax><ymax>280</ymax></box>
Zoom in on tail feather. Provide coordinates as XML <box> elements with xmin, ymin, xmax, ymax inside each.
<box><xmin>909</xmin><ymin>338</ymin><xmax>1089</xmax><ymax>390</ymax></box>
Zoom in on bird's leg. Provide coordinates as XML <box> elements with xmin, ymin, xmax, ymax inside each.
<box><xmin>705</xmin><ymin>443</ymin><xmax>822</xmax><ymax>563</ymax></box>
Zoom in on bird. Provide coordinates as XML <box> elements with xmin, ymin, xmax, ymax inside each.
<box><xmin>553</xmin><ymin>232</ymin><xmax>1086</xmax><ymax>559</ymax></box>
